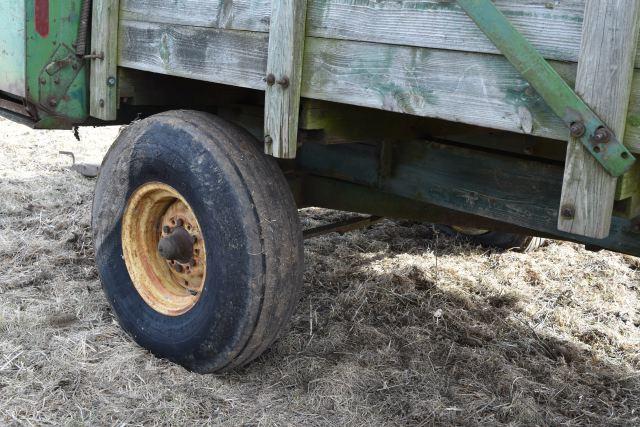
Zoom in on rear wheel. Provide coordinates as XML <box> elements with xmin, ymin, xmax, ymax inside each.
<box><xmin>439</xmin><ymin>226</ymin><xmax>545</xmax><ymax>252</ymax></box>
<box><xmin>92</xmin><ymin>111</ymin><xmax>303</xmax><ymax>373</ymax></box>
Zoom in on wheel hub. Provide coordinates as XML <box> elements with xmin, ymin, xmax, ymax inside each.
<box><xmin>121</xmin><ymin>182</ymin><xmax>207</xmax><ymax>316</ymax></box>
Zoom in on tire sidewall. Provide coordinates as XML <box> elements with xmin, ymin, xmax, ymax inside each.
<box><xmin>93</xmin><ymin>114</ymin><xmax>266</xmax><ymax>371</ymax></box>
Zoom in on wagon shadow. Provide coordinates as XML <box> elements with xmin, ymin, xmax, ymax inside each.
<box><xmin>245</xmin><ymin>217</ymin><xmax>640</xmax><ymax>425</ymax></box>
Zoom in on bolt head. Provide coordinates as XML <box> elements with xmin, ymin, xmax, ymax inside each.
<box><xmin>593</xmin><ymin>127</ymin><xmax>611</xmax><ymax>144</ymax></box>
<box><xmin>48</xmin><ymin>98</ymin><xmax>58</xmax><ymax>107</ymax></box>
<box><xmin>569</xmin><ymin>121</ymin><xmax>586</xmax><ymax>138</ymax></box>
<box><xmin>265</xmin><ymin>135</ymin><xmax>273</xmax><ymax>146</ymax></box>
<box><xmin>106</xmin><ymin>76</ymin><xmax>116</xmax><ymax>87</ymax></box>
<box><xmin>176</xmin><ymin>218</ymin><xmax>184</xmax><ymax>227</ymax></box>
<box><xmin>265</xmin><ymin>73</ymin><xmax>276</xmax><ymax>86</ymax></box>
<box><xmin>561</xmin><ymin>205</ymin><xmax>575</xmax><ymax>219</ymax></box>
<box><xmin>162</xmin><ymin>225</ymin><xmax>171</xmax><ymax>234</ymax></box>
<box><xmin>174</xmin><ymin>264</ymin><xmax>184</xmax><ymax>273</ymax></box>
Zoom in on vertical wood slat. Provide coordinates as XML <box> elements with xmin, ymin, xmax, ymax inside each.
<box><xmin>90</xmin><ymin>0</ymin><xmax>120</xmax><ymax>120</ymax></box>
<box><xmin>264</xmin><ymin>0</ymin><xmax>308</xmax><ymax>159</ymax></box>
<box><xmin>558</xmin><ymin>0</ymin><xmax>640</xmax><ymax>239</ymax></box>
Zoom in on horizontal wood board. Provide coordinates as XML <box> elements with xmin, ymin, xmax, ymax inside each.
<box><xmin>118</xmin><ymin>20</ymin><xmax>640</xmax><ymax>152</ymax></box>
<box><xmin>121</xmin><ymin>0</ymin><xmax>640</xmax><ymax>66</ymax></box>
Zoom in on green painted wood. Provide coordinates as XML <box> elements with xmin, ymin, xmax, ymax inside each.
<box><xmin>0</xmin><ymin>2</ymin><xmax>26</xmax><ymax>98</ymax></box>
<box><xmin>264</xmin><ymin>0</ymin><xmax>308</xmax><ymax>158</ymax></box>
<box><xmin>91</xmin><ymin>0</ymin><xmax>120</xmax><ymax>120</ymax></box>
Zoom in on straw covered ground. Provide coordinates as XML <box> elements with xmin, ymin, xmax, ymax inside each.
<box><xmin>1</xmin><ymin>117</ymin><xmax>639</xmax><ymax>425</ymax></box>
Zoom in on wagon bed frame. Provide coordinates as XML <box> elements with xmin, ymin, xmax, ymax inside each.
<box><xmin>2</xmin><ymin>0</ymin><xmax>640</xmax><ymax>257</ymax></box>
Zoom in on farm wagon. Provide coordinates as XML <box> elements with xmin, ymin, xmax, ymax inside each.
<box><xmin>1</xmin><ymin>0</ymin><xmax>640</xmax><ymax>372</ymax></box>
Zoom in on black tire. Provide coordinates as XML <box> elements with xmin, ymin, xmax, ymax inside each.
<box><xmin>438</xmin><ymin>226</ymin><xmax>545</xmax><ymax>253</ymax></box>
<box><xmin>92</xmin><ymin>110</ymin><xmax>304</xmax><ymax>373</ymax></box>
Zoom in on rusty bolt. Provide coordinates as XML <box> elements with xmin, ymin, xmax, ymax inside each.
<box><xmin>174</xmin><ymin>264</ymin><xmax>184</xmax><ymax>273</ymax></box>
<box><xmin>593</xmin><ymin>127</ymin><xmax>611</xmax><ymax>144</ymax></box>
<box><xmin>569</xmin><ymin>121</ymin><xmax>586</xmax><ymax>138</ymax></box>
<box><xmin>48</xmin><ymin>97</ymin><xmax>58</xmax><ymax>107</ymax></box>
<box><xmin>265</xmin><ymin>135</ymin><xmax>273</xmax><ymax>146</ymax></box>
<box><xmin>162</xmin><ymin>225</ymin><xmax>171</xmax><ymax>234</ymax></box>
<box><xmin>560</xmin><ymin>205</ymin><xmax>575</xmax><ymax>219</ymax></box>
<box><xmin>277</xmin><ymin>76</ymin><xmax>290</xmax><ymax>89</ymax></box>
<box><xmin>265</xmin><ymin>73</ymin><xmax>276</xmax><ymax>86</ymax></box>
<box><xmin>40</xmin><ymin>77</ymin><xmax>47</xmax><ymax>85</ymax></box>
<box><xmin>176</xmin><ymin>218</ymin><xmax>184</xmax><ymax>227</ymax></box>
<box><xmin>54</xmin><ymin>76</ymin><xmax>61</xmax><ymax>85</ymax></box>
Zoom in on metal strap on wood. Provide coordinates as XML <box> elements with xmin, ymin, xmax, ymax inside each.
<box><xmin>457</xmin><ymin>0</ymin><xmax>635</xmax><ymax>178</ymax></box>
<box><xmin>264</xmin><ymin>0</ymin><xmax>308</xmax><ymax>159</ymax></box>
<box><xmin>90</xmin><ymin>0</ymin><xmax>120</xmax><ymax>121</ymax></box>
<box><xmin>558</xmin><ymin>1</ymin><xmax>640</xmax><ymax>239</ymax></box>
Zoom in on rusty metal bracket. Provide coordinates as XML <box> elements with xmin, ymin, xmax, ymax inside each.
<box><xmin>457</xmin><ymin>0</ymin><xmax>635</xmax><ymax>177</ymax></box>
<box><xmin>38</xmin><ymin>44</ymin><xmax>85</xmax><ymax>111</ymax></box>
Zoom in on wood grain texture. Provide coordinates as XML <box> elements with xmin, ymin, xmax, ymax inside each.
<box><xmin>264</xmin><ymin>0</ymin><xmax>308</xmax><ymax>158</ymax></box>
<box><xmin>91</xmin><ymin>0</ymin><xmax>120</xmax><ymax>120</ymax></box>
<box><xmin>120</xmin><ymin>0</ymin><xmax>640</xmax><ymax>67</ymax></box>
<box><xmin>118</xmin><ymin>20</ymin><xmax>269</xmax><ymax>90</ymax></box>
<box><xmin>117</xmin><ymin>20</ymin><xmax>640</xmax><ymax>153</ymax></box>
<box><xmin>558</xmin><ymin>0</ymin><xmax>640</xmax><ymax>238</ymax></box>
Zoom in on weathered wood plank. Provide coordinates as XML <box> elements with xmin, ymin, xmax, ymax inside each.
<box><xmin>117</xmin><ymin>21</ymin><xmax>640</xmax><ymax>153</ymax></box>
<box><xmin>264</xmin><ymin>0</ymin><xmax>308</xmax><ymax>158</ymax></box>
<box><xmin>118</xmin><ymin>21</ymin><xmax>268</xmax><ymax>90</ymax></box>
<box><xmin>558</xmin><ymin>0</ymin><xmax>640</xmax><ymax>239</ymax></box>
<box><xmin>120</xmin><ymin>0</ymin><xmax>270</xmax><ymax>31</ymax></box>
<box><xmin>120</xmin><ymin>0</ymin><xmax>640</xmax><ymax>68</ymax></box>
<box><xmin>91</xmin><ymin>0</ymin><xmax>120</xmax><ymax>120</ymax></box>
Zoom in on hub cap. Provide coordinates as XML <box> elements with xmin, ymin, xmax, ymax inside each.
<box><xmin>122</xmin><ymin>182</ymin><xmax>206</xmax><ymax>316</ymax></box>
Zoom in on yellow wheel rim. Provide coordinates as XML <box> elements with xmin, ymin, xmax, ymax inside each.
<box><xmin>451</xmin><ymin>226</ymin><xmax>490</xmax><ymax>237</ymax></box>
<box><xmin>122</xmin><ymin>182</ymin><xmax>207</xmax><ymax>316</ymax></box>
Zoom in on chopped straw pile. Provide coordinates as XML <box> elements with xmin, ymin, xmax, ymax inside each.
<box><xmin>1</xmin><ymin>117</ymin><xmax>639</xmax><ymax>425</ymax></box>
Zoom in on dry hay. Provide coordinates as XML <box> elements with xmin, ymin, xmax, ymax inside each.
<box><xmin>0</xmin><ymin>117</ymin><xmax>639</xmax><ymax>426</ymax></box>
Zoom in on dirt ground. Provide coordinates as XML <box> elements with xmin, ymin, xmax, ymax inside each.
<box><xmin>1</xmin><ymin>116</ymin><xmax>639</xmax><ymax>426</ymax></box>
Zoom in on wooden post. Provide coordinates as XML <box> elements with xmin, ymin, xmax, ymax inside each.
<box><xmin>90</xmin><ymin>0</ymin><xmax>120</xmax><ymax>121</ymax></box>
<box><xmin>558</xmin><ymin>0</ymin><xmax>640</xmax><ymax>239</ymax></box>
<box><xmin>264</xmin><ymin>0</ymin><xmax>308</xmax><ymax>159</ymax></box>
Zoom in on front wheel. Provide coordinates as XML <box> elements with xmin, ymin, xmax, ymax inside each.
<box><xmin>92</xmin><ymin>111</ymin><xmax>304</xmax><ymax>373</ymax></box>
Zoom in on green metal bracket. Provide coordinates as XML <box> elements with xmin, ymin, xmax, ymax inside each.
<box><xmin>26</xmin><ymin>0</ymin><xmax>89</xmax><ymax>129</ymax></box>
<box><xmin>456</xmin><ymin>0</ymin><xmax>635</xmax><ymax>177</ymax></box>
